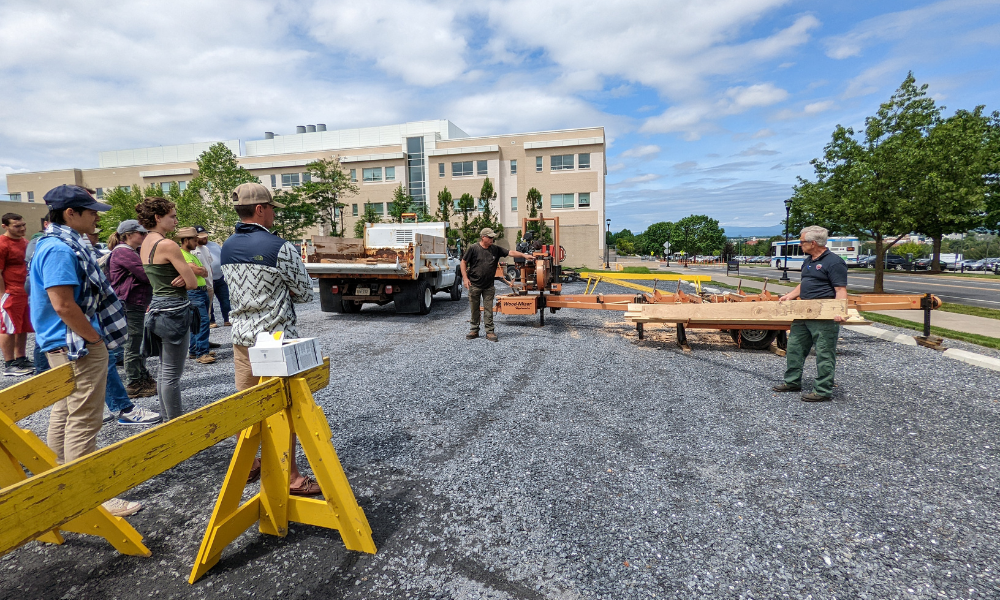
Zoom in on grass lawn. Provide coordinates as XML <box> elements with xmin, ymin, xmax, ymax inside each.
<box><xmin>859</xmin><ymin>312</ymin><xmax>1000</xmax><ymax>350</ymax></box>
<box><xmin>938</xmin><ymin>303</ymin><xmax>1000</xmax><ymax>321</ymax></box>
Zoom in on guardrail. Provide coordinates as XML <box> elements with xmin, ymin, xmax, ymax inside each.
<box><xmin>0</xmin><ymin>357</ymin><xmax>376</xmax><ymax>584</ymax></box>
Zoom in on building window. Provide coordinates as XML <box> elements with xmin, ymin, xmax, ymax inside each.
<box><xmin>476</xmin><ymin>160</ymin><xmax>487</xmax><ymax>176</ymax></box>
<box><xmin>438</xmin><ymin>163</ymin><xmax>445</xmax><ymax>178</ymax></box>
<box><xmin>510</xmin><ymin>160</ymin><xmax>517</xmax><ymax>175</ymax></box>
<box><xmin>122</xmin><ymin>186</ymin><xmax>130</xmax><ymax>193</ymax></box>
<box><xmin>161</xmin><ymin>182</ymin><xmax>172</xmax><ymax>193</ymax></box>
<box><xmin>406</xmin><ymin>136</ymin><xmax>427</xmax><ymax>209</ymax></box>
<box><xmin>511</xmin><ymin>197</ymin><xmax>517</xmax><ymax>212</ymax></box>
<box><xmin>578</xmin><ymin>192</ymin><xmax>591</xmax><ymax>207</ymax></box>
<box><xmin>352</xmin><ymin>204</ymin><xmax>358</xmax><ymax>216</ymax></box>
<box><xmin>95</xmin><ymin>188</ymin><xmax>104</xmax><ymax>199</ymax></box>
<box><xmin>536</xmin><ymin>156</ymin><xmax>543</xmax><ymax>172</ymax></box>
<box><xmin>551</xmin><ymin>154</ymin><xmax>574</xmax><ymax>171</ymax></box>
<box><xmin>178</xmin><ymin>181</ymin><xmax>187</xmax><ymax>191</ymax></box>
<box><xmin>477</xmin><ymin>197</ymin><xmax>487</xmax><ymax>211</ymax></box>
<box><xmin>270</xmin><ymin>174</ymin><xmax>277</xmax><ymax>187</ymax></box>
<box><xmin>281</xmin><ymin>173</ymin><xmax>301</xmax><ymax>187</ymax></box>
<box><xmin>452</xmin><ymin>161</ymin><xmax>473</xmax><ymax>177</ymax></box>
<box><xmin>551</xmin><ymin>193</ymin><xmax>574</xmax><ymax>209</ymax></box>
<box><xmin>370</xmin><ymin>202</ymin><xmax>384</xmax><ymax>216</ymax></box>
<box><xmin>578</xmin><ymin>153</ymin><xmax>591</xmax><ymax>170</ymax></box>
<box><xmin>27</xmin><ymin>191</ymin><xmax>34</xmax><ymax>201</ymax></box>
<box><xmin>8</xmin><ymin>193</ymin><xmax>20</xmax><ymax>202</ymax></box>
<box><xmin>386</xmin><ymin>166</ymin><xmax>395</xmax><ymax>181</ymax></box>
<box><xmin>303</xmin><ymin>172</ymin><xmax>311</xmax><ymax>183</ymax></box>
<box><xmin>349</xmin><ymin>169</ymin><xmax>357</xmax><ymax>182</ymax></box>
<box><xmin>363</xmin><ymin>167</ymin><xmax>383</xmax><ymax>183</ymax></box>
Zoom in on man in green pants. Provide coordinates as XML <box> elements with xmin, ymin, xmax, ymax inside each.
<box><xmin>772</xmin><ymin>225</ymin><xmax>848</xmax><ymax>402</ymax></box>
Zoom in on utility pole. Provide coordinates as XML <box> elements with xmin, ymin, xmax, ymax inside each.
<box><xmin>780</xmin><ymin>198</ymin><xmax>792</xmax><ymax>281</ymax></box>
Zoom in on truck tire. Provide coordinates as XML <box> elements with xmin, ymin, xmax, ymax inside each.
<box><xmin>729</xmin><ymin>329</ymin><xmax>777</xmax><ymax>350</ymax></box>
<box><xmin>342</xmin><ymin>299</ymin><xmax>363</xmax><ymax>313</ymax></box>
<box><xmin>417</xmin><ymin>279</ymin><xmax>433</xmax><ymax>315</ymax></box>
<box><xmin>505</xmin><ymin>265</ymin><xmax>519</xmax><ymax>281</ymax></box>
<box><xmin>449</xmin><ymin>277</ymin><xmax>462</xmax><ymax>301</ymax></box>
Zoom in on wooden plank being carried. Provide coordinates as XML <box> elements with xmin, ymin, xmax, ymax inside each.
<box><xmin>625</xmin><ymin>299</ymin><xmax>848</xmax><ymax>324</ymax></box>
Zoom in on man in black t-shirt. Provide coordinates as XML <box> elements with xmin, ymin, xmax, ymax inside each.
<box><xmin>772</xmin><ymin>225</ymin><xmax>848</xmax><ymax>402</ymax></box>
<box><xmin>461</xmin><ymin>228</ymin><xmax>533</xmax><ymax>341</ymax></box>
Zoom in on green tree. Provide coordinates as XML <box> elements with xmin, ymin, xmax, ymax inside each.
<box><xmin>187</xmin><ymin>143</ymin><xmax>259</xmax><ymax>239</ymax></box>
<box><xmin>300</xmin><ymin>157</ymin><xmax>358</xmax><ymax>236</ymax></box>
<box><xmin>471</xmin><ymin>177</ymin><xmax>504</xmax><ymax>242</ymax></box>
<box><xmin>642</xmin><ymin>221</ymin><xmax>673</xmax><ymax>257</ymax></box>
<box><xmin>435</xmin><ymin>187</ymin><xmax>461</xmax><ymax>247</ymax></box>
<box><xmin>910</xmin><ymin>107</ymin><xmax>997</xmax><ymax>270</ymax></box>
<box><xmin>388</xmin><ymin>185</ymin><xmax>412</xmax><ymax>223</ymax></box>
<box><xmin>100</xmin><ymin>184</ymin><xmax>161</xmax><ymax>242</ymax></box>
<box><xmin>670</xmin><ymin>216</ymin><xmax>725</xmax><ymax>256</ymax></box>
<box><xmin>271</xmin><ymin>187</ymin><xmax>319</xmax><ymax>241</ymax></box>
<box><xmin>793</xmin><ymin>73</ymin><xmax>939</xmax><ymax>292</ymax></box>
<box><xmin>457</xmin><ymin>192</ymin><xmax>477</xmax><ymax>245</ymax></box>
<box><xmin>524</xmin><ymin>187</ymin><xmax>552</xmax><ymax>244</ymax></box>
<box><xmin>353</xmin><ymin>202</ymin><xmax>383</xmax><ymax>238</ymax></box>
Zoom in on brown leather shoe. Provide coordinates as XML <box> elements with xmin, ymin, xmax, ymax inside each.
<box><xmin>289</xmin><ymin>476</ymin><xmax>322</xmax><ymax>496</ymax></box>
<box><xmin>247</xmin><ymin>457</ymin><xmax>261</xmax><ymax>483</ymax></box>
<box><xmin>196</xmin><ymin>354</ymin><xmax>216</xmax><ymax>364</ymax></box>
<box><xmin>772</xmin><ymin>383</ymin><xmax>801</xmax><ymax>392</ymax></box>
<box><xmin>486</xmin><ymin>332</ymin><xmax>498</xmax><ymax>342</ymax></box>
<box><xmin>466</xmin><ymin>331</ymin><xmax>479</xmax><ymax>339</ymax></box>
<box><xmin>801</xmin><ymin>392</ymin><xmax>832</xmax><ymax>402</ymax></box>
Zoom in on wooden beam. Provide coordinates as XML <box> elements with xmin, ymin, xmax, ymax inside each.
<box><xmin>0</xmin><ymin>364</ymin><xmax>75</xmax><ymax>422</ymax></box>
<box><xmin>0</xmin><ymin>379</ymin><xmax>287</xmax><ymax>554</ymax></box>
<box><xmin>625</xmin><ymin>299</ymin><xmax>848</xmax><ymax>324</ymax></box>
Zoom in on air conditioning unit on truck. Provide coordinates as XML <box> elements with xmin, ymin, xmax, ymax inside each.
<box><xmin>304</xmin><ymin>222</ymin><xmax>462</xmax><ymax>315</ymax></box>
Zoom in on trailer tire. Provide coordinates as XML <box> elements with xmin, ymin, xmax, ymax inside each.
<box><xmin>505</xmin><ymin>265</ymin><xmax>520</xmax><ymax>281</ymax></box>
<box><xmin>417</xmin><ymin>280</ymin><xmax>433</xmax><ymax>315</ymax></box>
<box><xmin>729</xmin><ymin>329</ymin><xmax>777</xmax><ymax>350</ymax></box>
<box><xmin>449</xmin><ymin>277</ymin><xmax>463</xmax><ymax>301</ymax></box>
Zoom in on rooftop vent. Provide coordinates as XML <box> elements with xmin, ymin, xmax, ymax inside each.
<box><xmin>264</xmin><ymin>132</ymin><xmax>274</xmax><ymax>139</ymax></box>
<box><xmin>306</xmin><ymin>125</ymin><xmax>316</xmax><ymax>133</ymax></box>
<box><xmin>316</xmin><ymin>124</ymin><xmax>327</xmax><ymax>131</ymax></box>
<box><xmin>295</xmin><ymin>125</ymin><xmax>306</xmax><ymax>134</ymax></box>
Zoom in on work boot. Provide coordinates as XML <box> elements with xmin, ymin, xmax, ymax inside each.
<box><xmin>801</xmin><ymin>392</ymin><xmax>831</xmax><ymax>402</ymax></box>
<box><xmin>196</xmin><ymin>354</ymin><xmax>216</xmax><ymax>364</ymax></box>
<box><xmin>486</xmin><ymin>332</ymin><xmax>498</xmax><ymax>342</ymax></box>
<box><xmin>466</xmin><ymin>330</ymin><xmax>479</xmax><ymax>339</ymax></box>
<box><xmin>772</xmin><ymin>383</ymin><xmax>801</xmax><ymax>392</ymax></box>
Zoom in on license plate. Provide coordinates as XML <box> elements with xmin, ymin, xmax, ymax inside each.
<box><xmin>355</xmin><ymin>286</ymin><xmax>370</xmax><ymax>296</ymax></box>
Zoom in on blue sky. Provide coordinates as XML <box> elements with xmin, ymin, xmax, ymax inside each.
<box><xmin>1</xmin><ymin>0</ymin><xmax>998</xmax><ymax>233</ymax></box>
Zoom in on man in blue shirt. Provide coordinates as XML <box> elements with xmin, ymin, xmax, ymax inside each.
<box><xmin>31</xmin><ymin>185</ymin><xmax>141</xmax><ymax>517</ymax></box>
<box><xmin>772</xmin><ymin>226</ymin><xmax>848</xmax><ymax>402</ymax></box>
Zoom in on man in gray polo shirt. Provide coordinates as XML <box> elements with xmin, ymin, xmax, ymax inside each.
<box><xmin>772</xmin><ymin>225</ymin><xmax>848</xmax><ymax>402</ymax></box>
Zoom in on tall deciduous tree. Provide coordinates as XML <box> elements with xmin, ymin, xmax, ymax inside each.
<box><xmin>643</xmin><ymin>221</ymin><xmax>673</xmax><ymax>257</ymax></box>
<box><xmin>353</xmin><ymin>202</ymin><xmax>382</xmax><ymax>238</ymax></box>
<box><xmin>300</xmin><ymin>157</ymin><xmax>358</xmax><ymax>236</ymax></box>
<box><xmin>388</xmin><ymin>185</ymin><xmax>412</xmax><ymax>223</ymax></box>
<box><xmin>471</xmin><ymin>177</ymin><xmax>504</xmax><ymax>243</ymax></box>
<box><xmin>670</xmin><ymin>215</ymin><xmax>725</xmax><ymax>256</ymax></box>
<box><xmin>188</xmin><ymin>143</ymin><xmax>259</xmax><ymax>238</ymax></box>
<box><xmin>271</xmin><ymin>187</ymin><xmax>319</xmax><ymax>241</ymax></box>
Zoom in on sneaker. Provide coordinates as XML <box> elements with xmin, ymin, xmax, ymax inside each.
<box><xmin>486</xmin><ymin>332</ymin><xmax>499</xmax><ymax>342</ymax></box>
<box><xmin>103</xmin><ymin>407</ymin><xmax>115</xmax><ymax>423</ymax></box>
<box><xmin>14</xmin><ymin>356</ymin><xmax>34</xmax><ymax>371</ymax></box>
<box><xmin>209</xmin><ymin>323</ymin><xmax>219</xmax><ymax>329</ymax></box>
<box><xmin>466</xmin><ymin>331</ymin><xmax>479</xmax><ymax>339</ymax></box>
<box><xmin>102</xmin><ymin>497</ymin><xmax>142</xmax><ymax>517</ymax></box>
<box><xmin>118</xmin><ymin>406</ymin><xmax>162</xmax><ymax>426</ymax></box>
<box><xmin>3</xmin><ymin>360</ymin><xmax>33</xmax><ymax>377</ymax></box>
<box><xmin>196</xmin><ymin>354</ymin><xmax>216</xmax><ymax>364</ymax></box>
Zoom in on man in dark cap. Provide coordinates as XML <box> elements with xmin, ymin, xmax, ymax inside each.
<box><xmin>30</xmin><ymin>185</ymin><xmax>140</xmax><ymax>517</ymax></box>
<box><xmin>460</xmin><ymin>227</ymin><xmax>533</xmax><ymax>342</ymax></box>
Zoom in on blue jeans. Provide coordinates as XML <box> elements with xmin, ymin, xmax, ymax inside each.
<box><xmin>105</xmin><ymin>346</ymin><xmax>134</xmax><ymax>414</ymax></box>
<box><xmin>34</xmin><ymin>341</ymin><xmax>50</xmax><ymax>374</ymax></box>
<box><xmin>210</xmin><ymin>278</ymin><xmax>231</xmax><ymax>324</ymax></box>
<box><xmin>188</xmin><ymin>289</ymin><xmax>210</xmax><ymax>356</ymax></box>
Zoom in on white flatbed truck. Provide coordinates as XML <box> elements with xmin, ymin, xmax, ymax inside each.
<box><xmin>304</xmin><ymin>222</ymin><xmax>462</xmax><ymax>315</ymax></box>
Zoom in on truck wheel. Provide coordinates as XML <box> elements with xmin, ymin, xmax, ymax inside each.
<box><xmin>418</xmin><ymin>280</ymin><xmax>433</xmax><ymax>315</ymax></box>
<box><xmin>729</xmin><ymin>329</ymin><xmax>777</xmax><ymax>350</ymax></box>
<box><xmin>506</xmin><ymin>266</ymin><xmax>519</xmax><ymax>281</ymax></box>
<box><xmin>449</xmin><ymin>277</ymin><xmax>462</xmax><ymax>301</ymax></box>
<box><xmin>342</xmin><ymin>299</ymin><xmax>363</xmax><ymax>313</ymax></box>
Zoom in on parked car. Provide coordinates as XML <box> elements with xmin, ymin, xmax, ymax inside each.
<box><xmin>913</xmin><ymin>257</ymin><xmax>934</xmax><ymax>270</ymax></box>
<box><xmin>884</xmin><ymin>254</ymin><xmax>913</xmax><ymax>271</ymax></box>
<box><xmin>959</xmin><ymin>259</ymin><xmax>985</xmax><ymax>271</ymax></box>
<box><xmin>857</xmin><ymin>255</ymin><xmax>876</xmax><ymax>268</ymax></box>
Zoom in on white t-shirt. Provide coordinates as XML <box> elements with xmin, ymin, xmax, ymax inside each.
<box><xmin>193</xmin><ymin>245</ymin><xmax>214</xmax><ymax>283</ymax></box>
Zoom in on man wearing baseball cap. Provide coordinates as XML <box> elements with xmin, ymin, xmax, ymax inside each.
<box><xmin>30</xmin><ymin>185</ymin><xmax>140</xmax><ymax>516</ymax></box>
<box><xmin>460</xmin><ymin>227</ymin><xmax>533</xmax><ymax>341</ymax></box>
<box><xmin>177</xmin><ymin>226</ymin><xmax>214</xmax><ymax>364</ymax></box>
<box><xmin>221</xmin><ymin>182</ymin><xmax>322</xmax><ymax>496</ymax></box>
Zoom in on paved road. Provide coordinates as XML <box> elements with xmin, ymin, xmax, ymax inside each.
<box><xmin>681</xmin><ymin>265</ymin><xmax>1000</xmax><ymax>309</ymax></box>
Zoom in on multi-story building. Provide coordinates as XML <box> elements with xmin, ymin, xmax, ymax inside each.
<box><xmin>5</xmin><ymin>120</ymin><xmax>606</xmax><ymax>264</ymax></box>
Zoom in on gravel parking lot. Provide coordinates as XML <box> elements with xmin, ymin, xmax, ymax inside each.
<box><xmin>2</xmin><ymin>281</ymin><xmax>999</xmax><ymax>600</ymax></box>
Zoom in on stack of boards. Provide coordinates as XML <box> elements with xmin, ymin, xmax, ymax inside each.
<box><xmin>624</xmin><ymin>299</ymin><xmax>867</xmax><ymax>325</ymax></box>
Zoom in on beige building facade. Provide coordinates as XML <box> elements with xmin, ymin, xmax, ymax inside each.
<box><xmin>6</xmin><ymin>120</ymin><xmax>607</xmax><ymax>266</ymax></box>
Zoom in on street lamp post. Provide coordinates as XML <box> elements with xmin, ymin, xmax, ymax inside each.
<box><xmin>605</xmin><ymin>218</ymin><xmax>611</xmax><ymax>269</ymax></box>
<box><xmin>780</xmin><ymin>198</ymin><xmax>792</xmax><ymax>281</ymax></box>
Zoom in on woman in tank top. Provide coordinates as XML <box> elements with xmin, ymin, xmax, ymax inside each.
<box><xmin>136</xmin><ymin>197</ymin><xmax>198</xmax><ymax>420</ymax></box>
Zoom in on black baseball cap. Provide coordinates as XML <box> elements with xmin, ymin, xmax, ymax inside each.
<box><xmin>194</xmin><ymin>225</ymin><xmax>208</xmax><ymax>235</ymax></box>
<box><xmin>43</xmin><ymin>185</ymin><xmax>112</xmax><ymax>212</ymax></box>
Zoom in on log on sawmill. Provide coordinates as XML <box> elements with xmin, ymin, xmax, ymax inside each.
<box><xmin>624</xmin><ymin>299</ymin><xmax>849</xmax><ymax>324</ymax></box>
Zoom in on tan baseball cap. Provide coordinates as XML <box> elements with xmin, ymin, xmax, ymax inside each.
<box><xmin>480</xmin><ymin>228</ymin><xmax>497</xmax><ymax>239</ymax></box>
<box><xmin>232</xmin><ymin>182</ymin><xmax>285</xmax><ymax>208</ymax></box>
<box><xmin>176</xmin><ymin>226</ymin><xmax>198</xmax><ymax>239</ymax></box>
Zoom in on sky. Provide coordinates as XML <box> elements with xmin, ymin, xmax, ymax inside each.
<box><xmin>1</xmin><ymin>0</ymin><xmax>999</xmax><ymax>234</ymax></box>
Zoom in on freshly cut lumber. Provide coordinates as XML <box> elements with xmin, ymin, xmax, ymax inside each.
<box><xmin>624</xmin><ymin>299</ymin><xmax>848</xmax><ymax>324</ymax></box>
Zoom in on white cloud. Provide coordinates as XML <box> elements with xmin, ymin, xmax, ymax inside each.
<box><xmin>641</xmin><ymin>83</ymin><xmax>788</xmax><ymax>137</ymax></box>
<box><xmin>307</xmin><ymin>1</ymin><xmax>468</xmax><ymax>87</ymax></box>
<box><xmin>753</xmin><ymin>128</ymin><xmax>776</xmax><ymax>139</ymax></box>
<box><xmin>763</xmin><ymin>212</ymin><xmax>775</xmax><ymax>217</ymax></box>
<box><xmin>723</xmin><ymin>83</ymin><xmax>789</xmax><ymax>111</ymax></box>
<box><xmin>803</xmin><ymin>100</ymin><xmax>836</xmax><ymax>114</ymax></box>
<box><xmin>621</xmin><ymin>145</ymin><xmax>661</xmax><ymax>159</ymax></box>
<box><xmin>610</xmin><ymin>173</ymin><xmax>662</xmax><ymax>189</ymax></box>
<box><xmin>608</xmin><ymin>162</ymin><xmax>626</xmax><ymax>172</ymax></box>
<box><xmin>735</xmin><ymin>143</ymin><xmax>779</xmax><ymax>157</ymax></box>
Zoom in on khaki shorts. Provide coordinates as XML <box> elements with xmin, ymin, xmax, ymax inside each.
<box><xmin>233</xmin><ymin>344</ymin><xmax>263</xmax><ymax>391</ymax></box>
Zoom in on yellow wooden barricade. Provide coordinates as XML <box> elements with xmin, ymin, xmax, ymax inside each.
<box><xmin>582</xmin><ymin>271</ymin><xmax>711</xmax><ymax>294</ymax></box>
<box><xmin>0</xmin><ymin>358</ymin><xmax>376</xmax><ymax>584</ymax></box>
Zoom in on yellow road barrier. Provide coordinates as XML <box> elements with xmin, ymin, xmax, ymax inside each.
<box><xmin>0</xmin><ymin>358</ymin><xmax>377</xmax><ymax>583</ymax></box>
<box><xmin>581</xmin><ymin>271</ymin><xmax>711</xmax><ymax>294</ymax></box>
